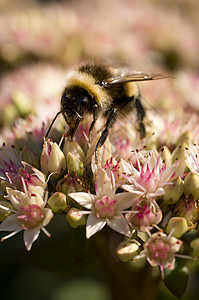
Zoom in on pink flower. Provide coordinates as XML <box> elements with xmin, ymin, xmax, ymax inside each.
<box><xmin>122</xmin><ymin>150</ymin><xmax>178</xmax><ymax>199</ymax></box>
<box><xmin>125</xmin><ymin>198</ymin><xmax>162</xmax><ymax>232</ymax></box>
<box><xmin>6</xmin><ymin>161</ymin><xmax>46</xmax><ymax>196</ymax></box>
<box><xmin>0</xmin><ymin>186</ymin><xmax>53</xmax><ymax>251</ymax></box>
<box><xmin>69</xmin><ymin>168</ymin><xmax>142</xmax><ymax>238</ymax></box>
<box><xmin>144</xmin><ymin>232</ymin><xmax>182</xmax><ymax>279</ymax></box>
<box><xmin>0</xmin><ymin>146</ymin><xmax>23</xmax><ymax>181</ymax></box>
<box><xmin>101</xmin><ymin>157</ymin><xmax>132</xmax><ymax>188</ymax></box>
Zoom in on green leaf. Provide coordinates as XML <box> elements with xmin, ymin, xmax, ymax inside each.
<box><xmin>164</xmin><ymin>259</ymin><xmax>189</xmax><ymax>298</ymax></box>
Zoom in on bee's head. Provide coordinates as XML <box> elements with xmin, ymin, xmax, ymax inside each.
<box><xmin>61</xmin><ymin>87</ymin><xmax>90</xmax><ymax>140</ymax></box>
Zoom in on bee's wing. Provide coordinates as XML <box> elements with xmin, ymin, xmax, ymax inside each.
<box><xmin>99</xmin><ymin>73</ymin><xmax>171</xmax><ymax>87</ymax></box>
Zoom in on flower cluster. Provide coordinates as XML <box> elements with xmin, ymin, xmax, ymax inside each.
<box><xmin>0</xmin><ymin>110</ymin><xmax>198</xmax><ymax>281</ymax></box>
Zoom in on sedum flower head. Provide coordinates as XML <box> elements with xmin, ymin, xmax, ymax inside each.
<box><xmin>69</xmin><ymin>168</ymin><xmax>141</xmax><ymax>238</ymax></box>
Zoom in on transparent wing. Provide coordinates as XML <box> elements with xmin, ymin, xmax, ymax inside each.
<box><xmin>98</xmin><ymin>72</ymin><xmax>171</xmax><ymax>87</ymax></box>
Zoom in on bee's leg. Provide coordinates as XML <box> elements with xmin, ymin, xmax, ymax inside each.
<box><xmin>89</xmin><ymin>104</ymin><xmax>99</xmax><ymax>136</ymax></box>
<box><xmin>135</xmin><ymin>95</ymin><xmax>146</xmax><ymax>138</ymax></box>
<box><xmin>95</xmin><ymin>108</ymin><xmax>117</xmax><ymax>156</ymax></box>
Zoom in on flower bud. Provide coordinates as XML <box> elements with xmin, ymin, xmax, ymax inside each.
<box><xmin>56</xmin><ymin>173</ymin><xmax>86</xmax><ymax>197</ymax></box>
<box><xmin>19</xmin><ymin>163</ymin><xmax>46</xmax><ymax>196</ymax></box>
<box><xmin>174</xmin><ymin>198</ymin><xmax>198</xmax><ymax>230</ymax></box>
<box><xmin>126</xmin><ymin>200</ymin><xmax>162</xmax><ymax>232</ymax></box>
<box><xmin>190</xmin><ymin>238</ymin><xmax>199</xmax><ymax>256</ymax></box>
<box><xmin>166</xmin><ymin>217</ymin><xmax>188</xmax><ymax>238</ymax></box>
<box><xmin>172</xmin><ymin>143</ymin><xmax>187</xmax><ymax>163</ymax></box>
<box><xmin>160</xmin><ymin>146</ymin><xmax>172</xmax><ymax>167</ymax></box>
<box><xmin>116</xmin><ymin>241</ymin><xmax>140</xmax><ymax>262</ymax></box>
<box><xmin>40</xmin><ymin>139</ymin><xmax>66</xmax><ymax>177</ymax></box>
<box><xmin>65</xmin><ymin>207</ymin><xmax>86</xmax><ymax>228</ymax></box>
<box><xmin>163</xmin><ymin>177</ymin><xmax>184</xmax><ymax>205</ymax></box>
<box><xmin>184</xmin><ymin>173</ymin><xmax>199</xmax><ymax>199</ymax></box>
<box><xmin>176</xmin><ymin>131</ymin><xmax>192</xmax><ymax>147</ymax></box>
<box><xmin>12</xmin><ymin>90</ymin><xmax>31</xmax><ymax>117</ymax></box>
<box><xmin>67</xmin><ymin>152</ymin><xmax>84</xmax><ymax>176</ymax></box>
<box><xmin>2</xmin><ymin>104</ymin><xmax>18</xmax><ymax>125</ymax></box>
<box><xmin>63</xmin><ymin>140</ymin><xmax>85</xmax><ymax>163</ymax></box>
<box><xmin>47</xmin><ymin>192</ymin><xmax>67</xmax><ymax>213</ymax></box>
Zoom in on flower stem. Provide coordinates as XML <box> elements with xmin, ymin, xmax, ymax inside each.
<box><xmin>91</xmin><ymin>231</ymin><xmax>160</xmax><ymax>300</ymax></box>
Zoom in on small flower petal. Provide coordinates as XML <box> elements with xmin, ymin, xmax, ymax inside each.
<box><xmin>69</xmin><ymin>192</ymin><xmax>94</xmax><ymax>209</ymax></box>
<box><xmin>0</xmin><ymin>213</ymin><xmax>22</xmax><ymax>231</ymax></box>
<box><xmin>86</xmin><ymin>213</ymin><xmax>106</xmax><ymax>239</ymax></box>
<box><xmin>114</xmin><ymin>191</ymin><xmax>143</xmax><ymax>211</ymax></box>
<box><xmin>106</xmin><ymin>215</ymin><xmax>131</xmax><ymax>236</ymax></box>
<box><xmin>24</xmin><ymin>226</ymin><xmax>40</xmax><ymax>251</ymax></box>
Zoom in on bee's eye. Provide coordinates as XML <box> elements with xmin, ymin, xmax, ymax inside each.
<box><xmin>77</xmin><ymin>96</ymin><xmax>88</xmax><ymax>104</ymax></box>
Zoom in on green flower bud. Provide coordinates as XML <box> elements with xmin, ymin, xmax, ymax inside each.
<box><xmin>166</xmin><ymin>217</ymin><xmax>188</xmax><ymax>238</ymax></box>
<box><xmin>116</xmin><ymin>241</ymin><xmax>140</xmax><ymax>262</ymax></box>
<box><xmin>160</xmin><ymin>146</ymin><xmax>172</xmax><ymax>167</ymax></box>
<box><xmin>163</xmin><ymin>177</ymin><xmax>184</xmax><ymax>205</ymax></box>
<box><xmin>174</xmin><ymin>198</ymin><xmax>198</xmax><ymax>230</ymax></box>
<box><xmin>12</xmin><ymin>90</ymin><xmax>31</xmax><ymax>117</ymax></box>
<box><xmin>65</xmin><ymin>207</ymin><xmax>86</xmax><ymax>228</ymax></box>
<box><xmin>184</xmin><ymin>173</ymin><xmax>199</xmax><ymax>199</ymax></box>
<box><xmin>63</xmin><ymin>140</ymin><xmax>85</xmax><ymax>163</ymax></box>
<box><xmin>40</xmin><ymin>139</ymin><xmax>66</xmax><ymax>177</ymax></box>
<box><xmin>2</xmin><ymin>104</ymin><xmax>18</xmax><ymax>125</ymax></box>
<box><xmin>172</xmin><ymin>143</ymin><xmax>187</xmax><ymax>162</ymax></box>
<box><xmin>67</xmin><ymin>152</ymin><xmax>84</xmax><ymax>176</ymax></box>
<box><xmin>48</xmin><ymin>192</ymin><xmax>67</xmax><ymax>213</ymax></box>
<box><xmin>176</xmin><ymin>131</ymin><xmax>192</xmax><ymax>147</ymax></box>
<box><xmin>190</xmin><ymin>238</ymin><xmax>199</xmax><ymax>256</ymax></box>
<box><xmin>56</xmin><ymin>173</ymin><xmax>86</xmax><ymax>198</ymax></box>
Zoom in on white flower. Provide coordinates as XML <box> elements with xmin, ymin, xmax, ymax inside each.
<box><xmin>0</xmin><ymin>187</ymin><xmax>53</xmax><ymax>251</ymax></box>
<box><xmin>69</xmin><ymin>168</ymin><xmax>142</xmax><ymax>238</ymax></box>
<box><xmin>122</xmin><ymin>149</ymin><xmax>178</xmax><ymax>199</ymax></box>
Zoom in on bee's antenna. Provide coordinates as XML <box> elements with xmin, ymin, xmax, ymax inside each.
<box><xmin>45</xmin><ymin>111</ymin><xmax>62</xmax><ymax>138</ymax></box>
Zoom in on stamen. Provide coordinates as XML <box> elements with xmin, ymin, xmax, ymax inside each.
<box><xmin>1</xmin><ymin>229</ymin><xmax>22</xmax><ymax>241</ymax></box>
<box><xmin>0</xmin><ymin>204</ymin><xmax>16</xmax><ymax>213</ymax></box>
<box><xmin>21</xmin><ymin>176</ymin><xmax>28</xmax><ymax>194</ymax></box>
<box><xmin>41</xmin><ymin>226</ymin><xmax>51</xmax><ymax>238</ymax></box>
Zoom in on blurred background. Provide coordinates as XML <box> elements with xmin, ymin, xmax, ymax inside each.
<box><xmin>0</xmin><ymin>0</ymin><xmax>199</xmax><ymax>299</ymax></box>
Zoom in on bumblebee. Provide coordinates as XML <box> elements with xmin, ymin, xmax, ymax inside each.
<box><xmin>46</xmin><ymin>62</ymin><xmax>168</xmax><ymax>154</ymax></box>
